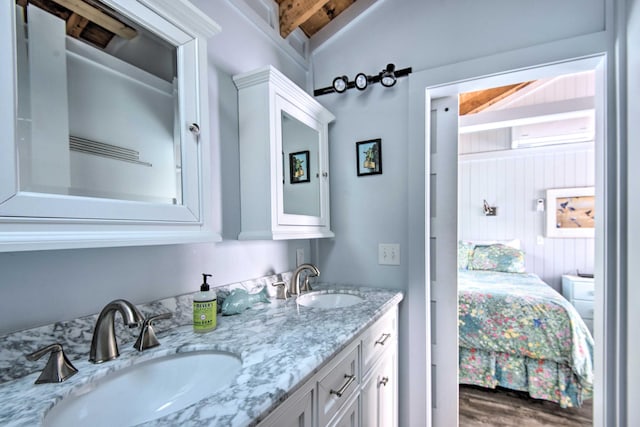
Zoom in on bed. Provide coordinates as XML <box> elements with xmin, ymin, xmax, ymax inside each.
<box><xmin>457</xmin><ymin>242</ymin><xmax>594</xmax><ymax>408</ymax></box>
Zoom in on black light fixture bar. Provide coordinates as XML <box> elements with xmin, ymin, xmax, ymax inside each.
<box><xmin>313</xmin><ymin>64</ymin><xmax>413</xmax><ymax>96</ymax></box>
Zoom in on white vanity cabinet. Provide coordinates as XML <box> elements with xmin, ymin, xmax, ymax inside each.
<box><xmin>0</xmin><ymin>0</ymin><xmax>221</xmax><ymax>251</ymax></box>
<box><xmin>258</xmin><ymin>306</ymin><xmax>398</xmax><ymax>427</ymax></box>
<box><xmin>233</xmin><ymin>66</ymin><xmax>335</xmax><ymax>240</ymax></box>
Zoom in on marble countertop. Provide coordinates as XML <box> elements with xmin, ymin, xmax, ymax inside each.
<box><xmin>0</xmin><ymin>283</ymin><xmax>403</xmax><ymax>426</ymax></box>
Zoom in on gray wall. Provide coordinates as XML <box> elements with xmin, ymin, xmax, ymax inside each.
<box><xmin>310</xmin><ymin>0</ymin><xmax>608</xmax><ymax>425</ymax></box>
<box><xmin>311</xmin><ymin>0</ymin><xmax>604</xmax><ymax>288</ymax></box>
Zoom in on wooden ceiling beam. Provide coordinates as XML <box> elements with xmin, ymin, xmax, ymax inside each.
<box><xmin>459</xmin><ymin>82</ymin><xmax>533</xmax><ymax>115</ymax></box>
<box><xmin>50</xmin><ymin>0</ymin><xmax>137</xmax><ymax>40</ymax></box>
<box><xmin>278</xmin><ymin>0</ymin><xmax>329</xmax><ymax>38</ymax></box>
<box><xmin>299</xmin><ymin>0</ymin><xmax>354</xmax><ymax>37</ymax></box>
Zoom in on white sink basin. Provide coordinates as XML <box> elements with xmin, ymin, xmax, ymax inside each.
<box><xmin>43</xmin><ymin>350</ymin><xmax>241</xmax><ymax>427</ymax></box>
<box><xmin>297</xmin><ymin>292</ymin><xmax>364</xmax><ymax>309</ymax></box>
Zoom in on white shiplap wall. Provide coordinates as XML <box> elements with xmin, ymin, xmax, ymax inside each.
<box><xmin>458</xmin><ymin>143</ymin><xmax>595</xmax><ymax>291</ymax></box>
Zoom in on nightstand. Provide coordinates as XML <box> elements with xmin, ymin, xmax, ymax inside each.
<box><xmin>562</xmin><ymin>274</ymin><xmax>594</xmax><ymax>334</ymax></box>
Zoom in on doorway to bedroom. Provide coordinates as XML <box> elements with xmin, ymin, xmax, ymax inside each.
<box><xmin>426</xmin><ymin>55</ymin><xmax>604</xmax><ymax>427</ymax></box>
<box><xmin>456</xmin><ymin>70</ymin><xmax>596</xmax><ymax>426</ymax></box>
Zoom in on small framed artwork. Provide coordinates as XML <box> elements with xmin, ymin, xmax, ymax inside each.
<box><xmin>546</xmin><ymin>186</ymin><xmax>595</xmax><ymax>238</ymax></box>
<box><xmin>356</xmin><ymin>138</ymin><xmax>382</xmax><ymax>176</ymax></box>
<box><xmin>289</xmin><ymin>150</ymin><xmax>310</xmax><ymax>184</ymax></box>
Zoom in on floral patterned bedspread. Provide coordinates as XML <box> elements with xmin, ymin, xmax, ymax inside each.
<box><xmin>458</xmin><ymin>270</ymin><xmax>594</xmax><ymax>407</ymax></box>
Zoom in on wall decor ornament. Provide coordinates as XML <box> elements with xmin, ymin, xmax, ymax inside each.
<box><xmin>545</xmin><ymin>186</ymin><xmax>595</xmax><ymax>238</ymax></box>
<box><xmin>356</xmin><ymin>139</ymin><xmax>382</xmax><ymax>176</ymax></box>
<box><xmin>289</xmin><ymin>150</ymin><xmax>310</xmax><ymax>184</ymax></box>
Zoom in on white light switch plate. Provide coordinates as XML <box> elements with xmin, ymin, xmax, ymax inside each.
<box><xmin>378</xmin><ymin>243</ymin><xmax>400</xmax><ymax>265</ymax></box>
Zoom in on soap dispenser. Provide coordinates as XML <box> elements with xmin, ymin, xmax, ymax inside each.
<box><xmin>193</xmin><ymin>273</ymin><xmax>217</xmax><ymax>333</ymax></box>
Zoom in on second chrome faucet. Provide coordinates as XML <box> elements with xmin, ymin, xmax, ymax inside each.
<box><xmin>290</xmin><ymin>263</ymin><xmax>320</xmax><ymax>296</ymax></box>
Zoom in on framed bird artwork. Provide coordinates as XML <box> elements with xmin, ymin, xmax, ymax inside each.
<box><xmin>546</xmin><ymin>187</ymin><xmax>595</xmax><ymax>238</ymax></box>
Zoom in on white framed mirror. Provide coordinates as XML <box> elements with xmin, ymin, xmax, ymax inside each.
<box><xmin>0</xmin><ymin>0</ymin><xmax>221</xmax><ymax>251</ymax></box>
<box><xmin>281</xmin><ymin>111</ymin><xmax>322</xmax><ymax>217</ymax></box>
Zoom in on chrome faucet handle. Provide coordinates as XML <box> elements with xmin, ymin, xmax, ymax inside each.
<box><xmin>26</xmin><ymin>343</ymin><xmax>78</xmax><ymax>384</ymax></box>
<box><xmin>271</xmin><ymin>281</ymin><xmax>289</xmax><ymax>300</ymax></box>
<box><xmin>134</xmin><ymin>312</ymin><xmax>173</xmax><ymax>352</ymax></box>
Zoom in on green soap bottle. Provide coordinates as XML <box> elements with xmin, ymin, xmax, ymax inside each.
<box><xmin>193</xmin><ymin>273</ymin><xmax>217</xmax><ymax>333</ymax></box>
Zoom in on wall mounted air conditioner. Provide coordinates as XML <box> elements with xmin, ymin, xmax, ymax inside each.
<box><xmin>511</xmin><ymin>112</ymin><xmax>594</xmax><ymax>148</ymax></box>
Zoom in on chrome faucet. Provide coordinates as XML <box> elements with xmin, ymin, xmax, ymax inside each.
<box><xmin>89</xmin><ymin>299</ymin><xmax>144</xmax><ymax>364</ymax></box>
<box><xmin>290</xmin><ymin>263</ymin><xmax>320</xmax><ymax>296</ymax></box>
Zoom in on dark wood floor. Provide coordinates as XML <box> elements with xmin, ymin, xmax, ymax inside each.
<box><xmin>459</xmin><ymin>385</ymin><xmax>593</xmax><ymax>427</ymax></box>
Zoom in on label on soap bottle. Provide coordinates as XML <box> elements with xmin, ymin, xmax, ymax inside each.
<box><xmin>193</xmin><ymin>298</ymin><xmax>217</xmax><ymax>332</ymax></box>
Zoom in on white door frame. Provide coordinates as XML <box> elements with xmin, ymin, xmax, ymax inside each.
<box><xmin>406</xmin><ymin>34</ymin><xmax>623</xmax><ymax>426</ymax></box>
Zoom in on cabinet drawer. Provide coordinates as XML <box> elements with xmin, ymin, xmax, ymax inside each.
<box><xmin>572</xmin><ymin>282</ymin><xmax>595</xmax><ymax>301</ymax></box>
<box><xmin>574</xmin><ymin>300</ymin><xmax>594</xmax><ymax>320</ymax></box>
<box><xmin>328</xmin><ymin>394</ymin><xmax>359</xmax><ymax>427</ymax></box>
<box><xmin>258</xmin><ymin>386</ymin><xmax>313</xmax><ymax>427</ymax></box>
<box><xmin>362</xmin><ymin>308</ymin><xmax>397</xmax><ymax>372</ymax></box>
<box><xmin>318</xmin><ymin>345</ymin><xmax>359</xmax><ymax>427</ymax></box>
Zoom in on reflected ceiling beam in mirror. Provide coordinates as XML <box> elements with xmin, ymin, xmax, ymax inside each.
<box><xmin>50</xmin><ymin>0</ymin><xmax>138</xmax><ymax>40</ymax></box>
<box><xmin>66</xmin><ymin>12</ymin><xmax>89</xmax><ymax>38</ymax></box>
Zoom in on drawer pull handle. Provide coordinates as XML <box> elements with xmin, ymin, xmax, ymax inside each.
<box><xmin>379</xmin><ymin>376</ymin><xmax>389</xmax><ymax>387</ymax></box>
<box><xmin>375</xmin><ymin>333</ymin><xmax>391</xmax><ymax>346</ymax></box>
<box><xmin>330</xmin><ymin>374</ymin><xmax>356</xmax><ymax>398</ymax></box>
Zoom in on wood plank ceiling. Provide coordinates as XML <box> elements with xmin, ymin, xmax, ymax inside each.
<box><xmin>459</xmin><ymin>82</ymin><xmax>534</xmax><ymax>115</ymax></box>
<box><xmin>17</xmin><ymin>0</ymin><xmax>136</xmax><ymax>49</ymax></box>
<box><xmin>276</xmin><ymin>0</ymin><xmax>356</xmax><ymax>38</ymax></box>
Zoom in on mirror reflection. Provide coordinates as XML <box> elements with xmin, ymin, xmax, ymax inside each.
<box><xmin>281</xmin><ymin>112</ymin><xmax>321</xmax><ymax>217</ymax></box>
<box><xmin>15</xmin><ymin>0</ymin><xmax>181</xmax><ymax>204</ymax></box>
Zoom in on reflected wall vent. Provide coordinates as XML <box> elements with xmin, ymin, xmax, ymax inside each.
<box><xmin>69</xmin><ymin>136</ymin><xmax>152</xmax><ymax>167</ymax></box>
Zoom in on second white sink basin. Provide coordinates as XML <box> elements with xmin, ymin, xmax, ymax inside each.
<box><xmin>297</xmin><ymin>292</ymin><xmax>364</xmax><ymax>309</ymax></box>
<box><xmin>43</xmin><ymin>350</ymin><xmax>241</xmax><ymax>427</ymax></box>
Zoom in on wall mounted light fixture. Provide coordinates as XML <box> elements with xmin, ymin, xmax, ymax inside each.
<box><xmin>379</xmin><ymin>63</ymin><xmax>397</xmax><ymax>87</ymax></box>
<box><xmin>314</xmin><ymin>63</ymin><xmax>412</xmax><ymax>96</ymax></box>
<box><xmin>354</xmin><ymin>73</ymin><xmax>368</xmax><ymax>90</ymax></box>
<box><xmin>483</xmin><ymin>200</ymin><xmax>497</xmax><ymax>216</ymax></box>
<box><xmin>332</xmin><ymin>75</ymin><xmax>349</xmax><ymax>93</ymax></box>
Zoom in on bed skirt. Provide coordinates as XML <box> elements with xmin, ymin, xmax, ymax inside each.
<box><xmin>459</xmin><ymin>347</ymin><xmax>592</xmax><ymax>408</ymax></box>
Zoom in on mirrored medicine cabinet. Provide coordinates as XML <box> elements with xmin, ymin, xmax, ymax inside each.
<box><xmin>233</xmin><ymin>66</ymin><xmax>335</xmax><ymax>240</ymax></box>
<box><xmin>0</xmin><ymin>0</ymin><xmax>221</xmax><ymax>251</ymax></box>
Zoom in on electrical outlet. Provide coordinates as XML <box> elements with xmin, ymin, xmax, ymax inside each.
<box><xmin>296</xmin><ymin>248</ymin><xmax>304</xmax><ymax>266</ymax></box>
<box><xmin>378</xmin><ymin>243</ymin><xmax>400</xmax><ymax>265</ymax></box>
